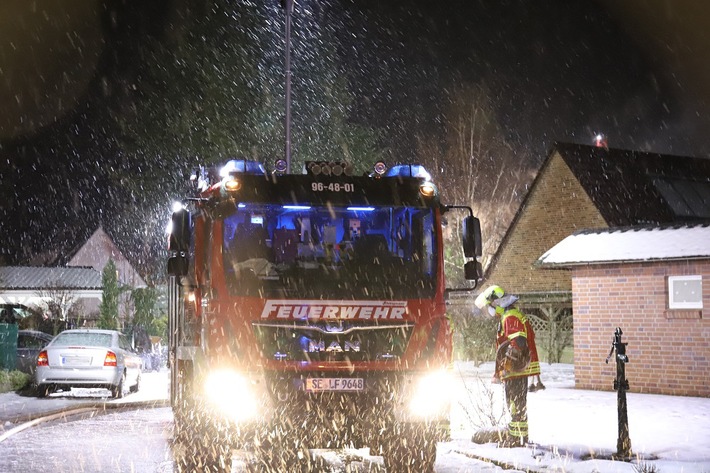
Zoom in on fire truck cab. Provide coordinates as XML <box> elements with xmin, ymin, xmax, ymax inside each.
<box><xmin>167</xmin><ymin>159</ymin><xmax>481</xmax><ymax>471</ymax></box>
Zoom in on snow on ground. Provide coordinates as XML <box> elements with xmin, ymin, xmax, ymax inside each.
<box><xmin>2</xmin><ymin>364</ymin><xmax>709</xmax><ymax>472</ymax></box>
<box><xmin>449</xmin><ymin>361</ymin><xmax>710</xmax><ymax>473</ymax></box>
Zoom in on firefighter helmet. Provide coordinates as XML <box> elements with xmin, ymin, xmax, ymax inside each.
<box><xmin>474</xmin><ymin>285</ymin><xmax>505</xmax><ymax>309</ymax></box>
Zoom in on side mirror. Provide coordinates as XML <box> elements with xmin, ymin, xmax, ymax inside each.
<box><xmin>464</xmin><ymin>260</ymin><xmax>483</xmax><ymax>281</ymax></box>
<box><xmin>167</xmin><ymin>256</ymin><xmax>189</xmax><ymax>277</ymax></box>
<box><xmin>168</xmin><ymin>208</ymin><xmax>191</xmax><ymax>277</ymax></box>
<box><xmin>462</xmin><ymin>216</ymin><xmax>482</xmax><ymax>258</ymax></box>
<box><xmin>169</xmin><ymin>208</ymin><xmax>191</xmax><ymax>254</ymax></box>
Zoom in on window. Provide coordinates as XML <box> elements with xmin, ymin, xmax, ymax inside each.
<box><xmin>652</xmin><ymin>178</ymin><xmax>710</xmax><ymax>219</ymax></box>
<box><xmin>53</xmin><ymin>332</ymin><xmax>113</xmax><ymax>348</ymax></box>
<box><xmin>220</xmin><ymin>203</ymin><xmax>438</xmax><ymax>299</ymax></box>
<box><xmin>668</xmin><ymin>275</ymin><xmax>703</xmax><ymax>309</ymax></box>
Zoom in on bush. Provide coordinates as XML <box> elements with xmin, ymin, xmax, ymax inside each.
<box><xmin>0</xmin><ymin>369</ymin><xmax>31</xmax><ymax>393</ymax></box>
<box><xmin>450</xmin><ymin>307</ymin><xmax>498</xmax><ymax>365</ymax></box>
<box><xmin>457</xmin><ymin>368</ymin><xmax>507</xmax><ymax>431</ymax></box>
<box><xmin>633</xmin><ymin>461</ymin><xmax>660</xmax><ymax>473</ymax></box>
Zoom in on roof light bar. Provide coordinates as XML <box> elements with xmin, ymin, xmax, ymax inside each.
<box><xmin>306</xmin><ymin>161</ymin><xmax>353</xmax><ymax>176</ymax></box>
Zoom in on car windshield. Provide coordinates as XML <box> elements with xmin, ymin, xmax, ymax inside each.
<box><xmin>222</xmin><ymin>203</ymin><xmax>437</xmax><ymax>299</ymax></box>
<box><xmin>52</xmin><ymin>332</ymin><xmax>113</xmax><ymax>348</ymax></box>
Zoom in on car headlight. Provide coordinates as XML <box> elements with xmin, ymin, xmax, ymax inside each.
<box><xmin>408</xmin><ymin>370</ymin><xmax>454</xmax><ymax>418</ymax></box>
<box><xmin>204</xmin><ymin>369</ymin><xmax>258</xmax><ymax>422</ymax></box>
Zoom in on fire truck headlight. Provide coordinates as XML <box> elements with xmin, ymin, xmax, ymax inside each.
<box><xmin>408</xmin><ymin>371</ymin><xmax>453</xmax><ymax>418</ymax></box>
<box><xmin>204</xmin><ymin>370</ymin><xmax>258</xmax><ymax>421</ymax></box>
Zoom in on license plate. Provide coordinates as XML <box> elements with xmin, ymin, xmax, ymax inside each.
<box><xmin>305</xmin><ymin>378</ymin><xmax>364</xmax><ymax>392</ymax></box>
<box><xmin>62</xmin><ymin>356</ymin><xmax>91</xmax><ymax>366</ymax></box>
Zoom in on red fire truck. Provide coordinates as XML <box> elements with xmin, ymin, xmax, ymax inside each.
<box><xmin>167</xmin><ymin>159</ymin><xmax>481</xmax><ymax>472</ymax></box>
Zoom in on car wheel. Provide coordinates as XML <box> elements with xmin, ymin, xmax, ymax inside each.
<box><xmin>35</xmin><ymin>384</ymin><xmax>50</xmax><ymax>398</ymax></box>
<box><xmin>111</xmin><ymin>371</ymin><xmax>126</xmax><ymax>399</ymax></box>
<box><xmin>129</xmin><ymin>373</ymin><xmax>141</xmax><ymax>394</ymax></box>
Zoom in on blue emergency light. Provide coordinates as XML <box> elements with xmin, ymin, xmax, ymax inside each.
<box><xmin>220</xmin><ymin>159</ymin><xmax>267</xmax><ymax>177</ymax></box>
<box><xmin>385</xmin><ymin>164</ymin><xmax>432</xmax><ymax>181</ymax></box>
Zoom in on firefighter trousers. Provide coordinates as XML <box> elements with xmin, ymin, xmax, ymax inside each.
<box><xmin>504</xmin><ymin>376</ymin><xmax>528</xmax><ymax>443</ymax></box>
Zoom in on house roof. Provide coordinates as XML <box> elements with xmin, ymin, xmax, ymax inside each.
<box><xmin>536</xmin><ymin>223</ymin><xmax>710</xmax><ymax>267</ymax></box>
<box><xmin>0</xmin><ymin>266</ymin><xmax>102</xmax><ymax>290</ymax></box>
<box><xmin>20</xmin><ymin>227</ymin><xmax>147</xmax><ymax>288</ymax></box>
<box><xmin>552</xmin><ymin>142</ymin><xmax>710</xmax><ymax>225</ymax></box>
<box><xmin>484</xmin><ymin>142</ymin><xmax>710</xmax><ymax>279</ymax></box>
<box><xmin>27</xmin><ymin>226</ymin><xmax>105</xmax><ymax>267</ymax></box>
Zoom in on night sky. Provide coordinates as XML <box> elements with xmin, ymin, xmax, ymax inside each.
<box><xmin>1</xmin><ymin>0</ymin><xmax>709</xmax><ymax>275</ymax></box>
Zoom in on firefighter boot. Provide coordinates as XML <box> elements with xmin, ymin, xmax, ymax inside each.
<box><xmin>497</xmin><ymin>430</ymin><xmax>527</xmax><ymax>448</ymax></box>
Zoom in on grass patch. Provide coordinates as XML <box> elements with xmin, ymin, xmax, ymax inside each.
<box><xmin>538</xmin><ymin>345</ymin><xmax>574</xmax><ymax>364</ymax></box>
<box><xmin>0</xmin><ymin>370</ymin><xmax>31</xmax><ymax>393</ymax></box>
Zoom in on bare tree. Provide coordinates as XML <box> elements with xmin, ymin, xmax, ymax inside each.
<box><xmin>33</xmin><ymin>281</ymin><xmax>85</xmax><ymax>335</ymax></box>
<box><xmin>417</xmin><ymin>79</ymin><xmax>535</xmax><ymax>274</ymax></box>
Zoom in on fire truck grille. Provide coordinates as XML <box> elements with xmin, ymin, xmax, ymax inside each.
<box><xmin>252</xmin><ymin>322</ymin><xmax>413</xmax><ymax>362</ymax></box>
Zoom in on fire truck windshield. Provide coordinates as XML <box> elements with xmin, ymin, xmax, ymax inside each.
<box><xmin>221</xmin><ymin>203</ymin><xmax>437</xmax><ymax>299</ymax></box>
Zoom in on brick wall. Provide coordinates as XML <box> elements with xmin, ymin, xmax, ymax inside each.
<box><xmin>487</xmin><ymin>152</ymin><xmax>607</xmax><ymax>293</ymax></box>
<box><xmin>572</xmin><ymin>259</ymin><xmax>710</xmax><ymax>397</ymax></box>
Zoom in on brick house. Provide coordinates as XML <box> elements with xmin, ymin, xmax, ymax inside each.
<box><xmin>485</xmin><ymin>142</ymin><xmax>710</xmax><ymax>304</ymax></box>
<box><xmin>536</xmin><ymin>224</ymin><xmax>709</xmax><ymax>397</ymax></box>
<box><xmin>480</xmin><ymin>142</ymin><xmax>710</xmax><ymax>394</ymax></box>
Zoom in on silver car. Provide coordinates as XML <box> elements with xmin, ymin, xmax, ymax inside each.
<box><xmin>34</xmin><ymin>329</ymin><xmax>142</xmax><ymax>398</ymax></box>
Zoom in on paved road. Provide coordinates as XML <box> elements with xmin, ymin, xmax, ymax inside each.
<box><xmin>0</xmin><ymin>369</ymin><xmax>170</xmax><ymax>426</ymax></box>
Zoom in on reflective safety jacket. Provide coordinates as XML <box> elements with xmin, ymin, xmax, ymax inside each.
<box><xmin>496</xmin><ymin>307</ymin><xmax>540</xmax><ymax>380</ymax></box>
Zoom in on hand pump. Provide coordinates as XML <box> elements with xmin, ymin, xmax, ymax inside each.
<box><xmin>605</xmin><ymin>327</ymin><xmax>632</xmax><ymax>459</ymax></box>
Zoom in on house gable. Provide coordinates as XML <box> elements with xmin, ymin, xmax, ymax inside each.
<box><xmin>484</xmin><ymin>142</ymin><xmax>710</xmax><ymax>298</ymax></box>
<box><xmin>67</xmin><ymin>227</ymin><xmax>147</xmax><ymax>289</ymax></box>
<box><xmin>486</xmin><ymin>149</ymin><xmax>607</xmax><ymax>294</ymax></box>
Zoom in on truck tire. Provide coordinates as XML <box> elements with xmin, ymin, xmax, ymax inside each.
<box><xmin>253</xmin><ymin>430</ymin><xmax>316</xmax><ymax>473</ymax></box>
<box><xmin>173</xmin><ymin>412</ymin><xmax>231</xmax><ymax>473</ymax></box>
<box><xmin>382</xmin><ymin>428</ymin><xmax>437</xmax><ymax>473</ymax></box>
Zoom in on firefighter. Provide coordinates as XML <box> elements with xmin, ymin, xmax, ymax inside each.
<box><xmin>474</xmin><ymin>285</ymin><xmax>539</xmax><ymax>447</ymax></box>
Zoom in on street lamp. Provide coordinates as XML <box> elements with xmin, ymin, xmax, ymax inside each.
<box><xmin>281</xmin><ymin>0</ymin><xmax>294</xmax><ymax>174</ymax></box>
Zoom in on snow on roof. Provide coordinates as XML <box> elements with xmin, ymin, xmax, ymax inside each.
<box><xmin>536</xmin><ymin>223</ymin><xmax>710</xmax><ymax>267</ymax></box>
<box><xmin>0</xmin><ymin>266</ymin><xmax>102</xmax><ymax>290</ymax></box>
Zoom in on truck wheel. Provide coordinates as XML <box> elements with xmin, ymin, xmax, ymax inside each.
<box><xmin>382</xmin><ymin>432</ymin><xmax>437</xmax><ymax>473</ymax></box>
<box><xmin>173</xmin><ymin>416</ymin><xmax>231</xmax><ymax>473</ymax></box>
<box><xmin>253</xmin><ymin>432</ymin><xmax>314</xmax><ymax>473</ymax></box>
<box><xmin>174</xmin><ymin>446</ymin><xmax>228</xmax><ymax>473</ymax></box>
